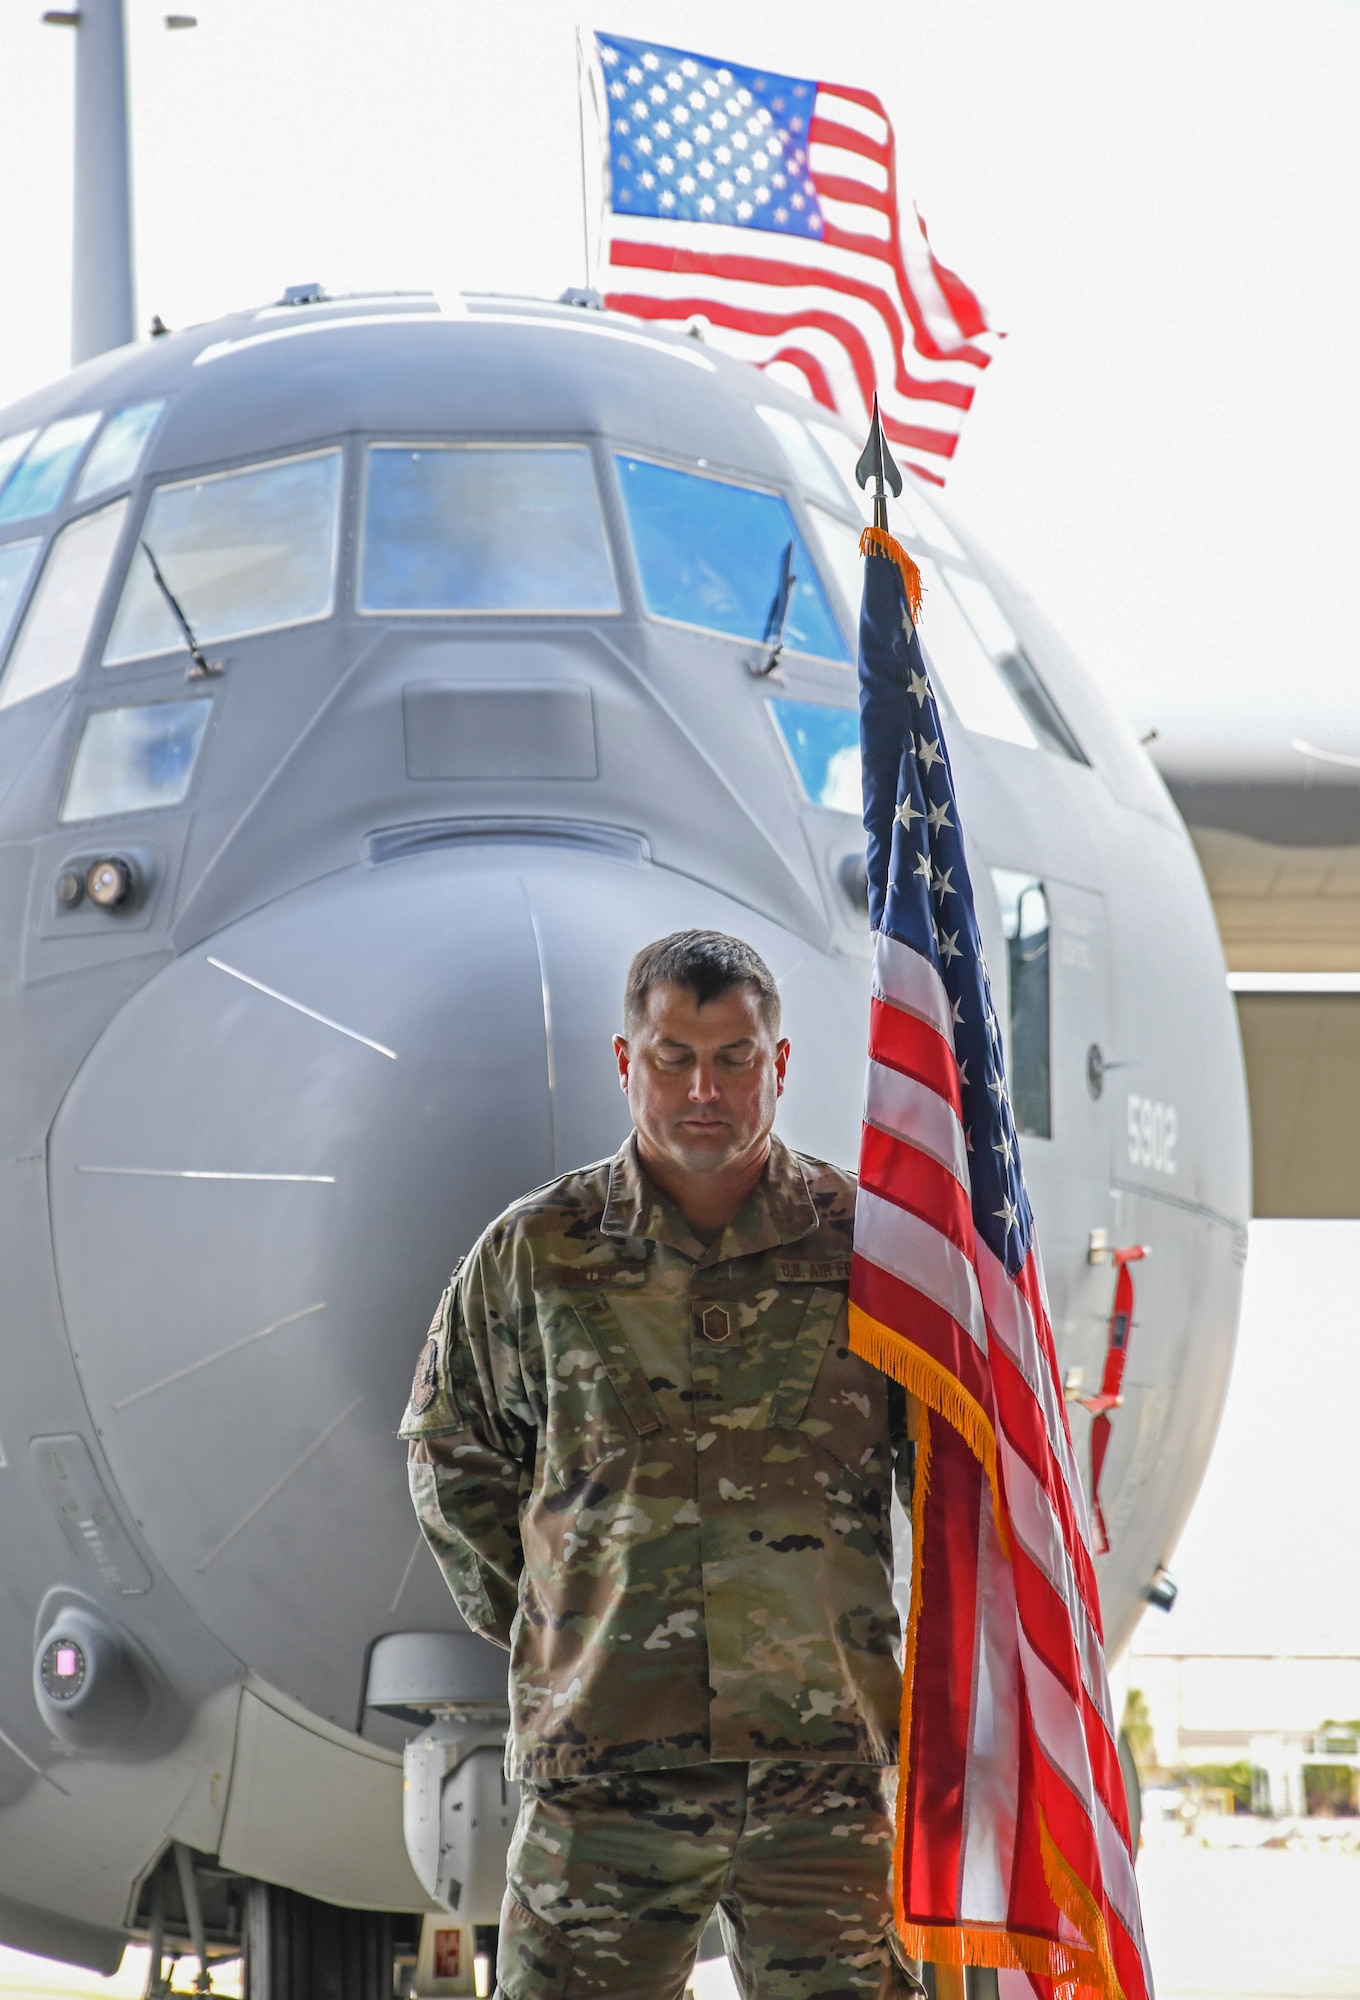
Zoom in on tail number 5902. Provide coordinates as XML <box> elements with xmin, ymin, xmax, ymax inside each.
<box><xmin>1127</xmin><ymin>1095</ymin><xmax>1177</xmax><ymax>1176</ymax></box>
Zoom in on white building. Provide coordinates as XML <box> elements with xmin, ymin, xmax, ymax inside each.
<box><xmin>1128</xmin><ymin>1649</ymin><xmax>1360</xmax><ymax>1814</ymax></box>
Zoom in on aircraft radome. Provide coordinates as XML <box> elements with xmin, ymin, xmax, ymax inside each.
<box><xmin>0</xmin><ymin>289</ymin><xmax>1248</xmax><ymax>1994</ymax></box>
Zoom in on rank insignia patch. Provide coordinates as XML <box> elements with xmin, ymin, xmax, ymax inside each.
<box><xmin>410</xmin><ymin>1335</ymin><xmax>440</xmax><ymax>1414</ymax></box>
<box><xmin>699</xmin><ymin>1305</ymin><xmax>732</xmax><ymax>1344</ymax></box>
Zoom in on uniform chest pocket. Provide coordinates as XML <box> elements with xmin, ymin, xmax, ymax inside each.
<box><xmin>792</xmin><ymin>1297</ymin><xmax>892</xmax><ymax>1479</ymax></box>
<box><xmin>764</xmin><ymin>1279</ymin><xmax>850</xmax><ymax>1430</ymax></box>
<box><xmin>534</xmin><ymin>1286</ymin><xmax>661</xmax><ymax>1492</ymax></box>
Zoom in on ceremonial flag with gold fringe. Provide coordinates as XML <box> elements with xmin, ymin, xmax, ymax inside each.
<box><xmin>849</xmin><ymin>527</ymin><xmax>1154</xmax><ymax>2000</ymax></box>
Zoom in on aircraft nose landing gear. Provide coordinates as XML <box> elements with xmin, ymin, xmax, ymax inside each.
<box><xmin>244</xmin><ymin>1883</ymin><xmax>419</xmax><ymax>2000</ymax></box>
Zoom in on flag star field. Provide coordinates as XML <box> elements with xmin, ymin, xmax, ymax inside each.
<box><xmin>600</xmin><ymin>35</ymin><xmax>825</xmax><ymax>238</ymax></box>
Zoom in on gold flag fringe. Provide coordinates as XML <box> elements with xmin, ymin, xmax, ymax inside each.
<box><xmin>893</xmin><ymin>1414</ymin><xmax>1116</xmax><ymax>1995</ymax></box>
<box><xmin>847</xmin><ymin>1303</ymin><xmax>1008</xmax><ymax>1555</ymax></box>
<box><xmin>860</xmin><ymin>525</ymin><xmax>924</xmax><ymax>623</ymax></box>
<box><xmin>876</xmin><ymin>1355</ymin><xmax>1128</xmax><ymax>2000</ymax></box>
<box><xmin>1037</xmin><ymin>1809</ymin><xmax>1129</xmax><ymax>2000</ymax></box>
<box><xmin>892</xmin><ymin>1403</ymin><xmax>930</xmax><ymax>1883</ymax></box>
<box><xmin>897</xmin><ymin>1809</ymin><xmax>1129</xmax><ymax>2000</ymax></box>
<box><xmin>895</xmin><ymin>1919</ymin><xmax>1120</xmax><ymax>2000</ymax></box>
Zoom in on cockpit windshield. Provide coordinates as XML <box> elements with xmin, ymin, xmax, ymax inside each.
<box><xmin>103</xmin><ymin>448</ymin><xmax>342</xmax><ymax>664</ymax></box>
<box><xmin>359</xmin><ymin>444</ymin><xmax>620</xmax><ymax>615</ymax></box>
<box><xmin>615</xmin><ymin>455</ymin><xmax>849</xmax><ymax>663</ymax></box>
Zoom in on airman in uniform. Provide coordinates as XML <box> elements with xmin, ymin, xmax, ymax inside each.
<box><xmin>402</xmin><ymin>931</ymin><xmax>916</xmax><ymax>1998</ymax></box>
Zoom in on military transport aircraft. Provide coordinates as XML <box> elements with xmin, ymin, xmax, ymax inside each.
<box><xmin>0</xmin><ymin>285</ymin><xmax>1249</xmax><ymax>1995</ymax></box>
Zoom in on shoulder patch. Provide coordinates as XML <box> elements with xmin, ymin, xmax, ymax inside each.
<box><xmin>774</xmin><ymin>1256</ymin><xmax>853</xmax><ymax>1284</ymax></box>
<box><xmin>409</xmin><ymin>1335</ymin><xmax>440</xmax><ymax>1414</ymax></box>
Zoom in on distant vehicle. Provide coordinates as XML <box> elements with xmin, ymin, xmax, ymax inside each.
<box><xmin>0</xmin><ymin>289</ymin><xmax>1248</xmax><ymax>1994</ymax></box>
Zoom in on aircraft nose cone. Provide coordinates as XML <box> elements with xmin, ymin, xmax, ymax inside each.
<box><xmin>47</xmin><ymin>840</ymin><xmax>865</xmax><ymax>1727</ymax></box>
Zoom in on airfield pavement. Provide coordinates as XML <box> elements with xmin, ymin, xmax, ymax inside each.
<box><xmin>689</xmin><ymin>1843</ymin><xmax>1360</xmax><ymax>2000</ymax></box>
<box><xmin>2</xmin><ymin>1843</ymin><xmax>1360</xmax><ymax>2000</ymax></box>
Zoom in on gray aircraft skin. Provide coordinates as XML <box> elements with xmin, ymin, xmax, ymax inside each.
<box><xmin>0</xmin><ymin>291</ymin><xmax>1248</xmax><ymax>1978</ymax></box>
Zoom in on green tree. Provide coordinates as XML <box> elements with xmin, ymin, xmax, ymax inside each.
<box><xmin>1121</xmin><ymin>1687</ymin><xmax>1159</xmax><ymax>1782</ymax></box>
<box><xmin>1177</xmin><ymin>1761</ymin><xmax>1254</xmax><ymax>1812</ymax></box>
<box><xmin>1303</xmin><ymin>1765</ymin><xmax>1357</xmax><ymax>1816</ymax></box>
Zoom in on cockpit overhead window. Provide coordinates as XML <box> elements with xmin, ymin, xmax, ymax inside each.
<box><xmin>103</xmin><ymin>448</ymin><xmax>342</xmax><ymax>664</ymax></box>
<box><xmin>358</xmin><ymin>444</ymin><xmax>620</xmax><ymax>615</ymax></box>
<box><xmin>0</xmin><ymin>431</ymin><xmax>38</xmax><ymax>499</ymax></box>
<box><xmin>75</xmin><ymin>401</ymin><xmax>166</xmax><ymax>502</ymax></box>
<box><xmin>615</xmin><ymin>455</ymin><xmax>850</xmax><ymax>663</ymax></box>
<box><xmin>0</xmin><ymin>413</ymin><xmax>102</xmax><ymax>526</ymax></box>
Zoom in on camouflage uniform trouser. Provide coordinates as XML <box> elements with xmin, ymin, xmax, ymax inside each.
<box><xmin>496</xmin><ymin>1760</ymin><xmax>911</xmax><ymax>2000</ymax></box>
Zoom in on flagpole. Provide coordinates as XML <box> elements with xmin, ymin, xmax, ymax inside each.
<box><xmin>574</xmin><ymin>26</ymin><xmax>595</xmax><ymax>293</ymax></box>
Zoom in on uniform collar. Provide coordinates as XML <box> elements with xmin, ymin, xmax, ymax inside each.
<box><xmin>601</xmin><ymin>1132</ymin><xmax>819</xmax><ymax>1265</ymax></box>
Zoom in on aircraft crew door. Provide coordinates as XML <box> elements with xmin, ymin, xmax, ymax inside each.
<box><xmin>991</xmin><ymin>873</ymin><xmax>1114</xmax><ymax>1392</ymax></box>
<box><xmin>1046</xmin><ymin>880</ymin><xmax>1113</xmax><ymax>1210</ymax></box>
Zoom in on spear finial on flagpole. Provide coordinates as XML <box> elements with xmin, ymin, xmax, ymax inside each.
<box><xmin>854</xmin><ymin>392</ymin><xmax>922</xmax><ymax>621</ymax></box>
<box><xmin>855</xmin><ymin>391</ymin><xmax>903</xmax><ymax>532</ymax></box>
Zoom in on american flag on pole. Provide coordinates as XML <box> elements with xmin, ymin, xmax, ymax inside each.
<box><xmin>851</xmin><ymin>531</ymin><xmax>1154</xmax><ymax>1999</ymax></box>
<box><xmin>584</xmin><ymin>32</ymin><xmax>998</xmax><ymax>485</ymax></box>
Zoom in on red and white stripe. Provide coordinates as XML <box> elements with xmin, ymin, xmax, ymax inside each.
<box><xmin>852</xmin><ymin>932</ymin><xmax>1153</xmax><ymax>1999</ymax></box>
<box><xmin>597</xmin><ymin>83</ymin><xmax>997</xmax><ymax>486</ymax></box>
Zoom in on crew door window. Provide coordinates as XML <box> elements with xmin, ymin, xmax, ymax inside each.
<box><xmin>992</xmin><ymin>870</ymin><xmax>1051</xmax><ymax>1139</ymax></box>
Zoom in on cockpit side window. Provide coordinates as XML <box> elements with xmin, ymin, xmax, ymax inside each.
<box><xmin>0</xmin><ymin>539</ymin><xmax>43</xmax><ymax>666</ymax></box>
<box><xmin>614</xmin><ymin>454</ymin><xmax>850</xmax><ymax>664</ymax></box>
<box><xmin>912</xmin><ymin>557</ymin><xmax>1086</xmax><ymax>763</ymax></box>
<box><xmin>767</xmin><ymin>697</ymin><xmax>861</xmax><ymax>812</ymax></box>
<box><xmin>943</xmin><ymin>571</ymin><xmax>1086</xmax><ymax>762</ymax></box>
<box><xmin>754</xmin><ymin>405</ymin><xmax>848</xmax><ymax>512</ymax></box>
<box><xmin>358</xmin><ymin>444</ymin><xmax>620</xmax><ymax>615</ymax></box>
<box><xmin>796</xmin><ymin>423</ymin><xmax>1086</xmax><ymax>762</ymax></box>
<box><xmin>102</xmin><ymin>448</ymin><xmax>342</xmax><ymax>665</ymax></box>
<box><xmin>0</xmin><ymin>501</ymin><xmax>128</xmax><ymax>712</ymax></box>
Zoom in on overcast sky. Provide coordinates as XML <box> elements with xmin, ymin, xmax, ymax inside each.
<box><xmin>1</xmin><ymin>0</ymin><xmax>1358</xmax><ymax>739</ymax></box>
<box><xmin>1</xmin><ymin>1</ymin><xmax>1356</xmax><ymax>1662</ymax></box>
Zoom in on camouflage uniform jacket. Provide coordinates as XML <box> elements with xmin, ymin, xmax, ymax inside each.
<box><xmin>400</xmin><ymin>1134</ymin><xmax>909</xmax><ymax>1781</ymax></box>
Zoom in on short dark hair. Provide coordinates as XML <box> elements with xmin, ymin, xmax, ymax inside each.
<box><xmin>623</xmin><ymin>930</ymin><xmax>781</xmax><ymax>1037</ymax></box>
